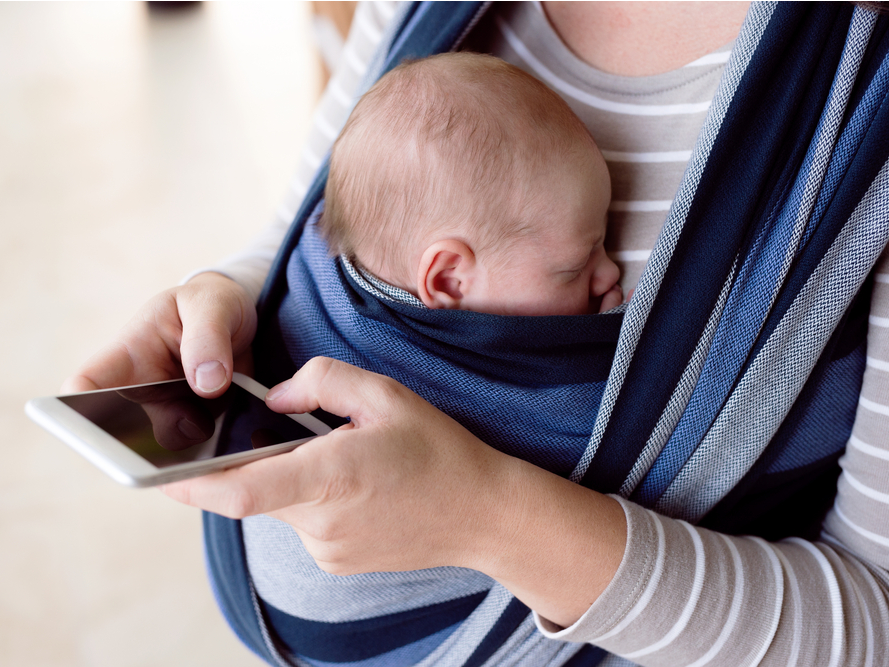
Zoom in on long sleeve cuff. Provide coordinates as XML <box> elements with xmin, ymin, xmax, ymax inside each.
<box><xmin>533</xmin><ymin>493</ymin><xmax>889</xmax><ymax>666</ymax></box>
<box><xmin>533</xmin><ymin>494</ymin><xmax>786</xmax><ymax>664</ymax></box>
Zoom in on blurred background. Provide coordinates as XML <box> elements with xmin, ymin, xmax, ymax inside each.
<box><xmin>0</xmin><ymin>2</ymin><xmax>355</xmax><ymax>664</ymax></box>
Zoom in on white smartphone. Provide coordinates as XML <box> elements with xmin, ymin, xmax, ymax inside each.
<box><xmin>25</xmin><ymin>373</ymin><xmax>334</xmax><ymax>487</ymax></box>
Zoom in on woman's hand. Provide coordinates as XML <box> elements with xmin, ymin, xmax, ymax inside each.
<box><xmin>163</xmin><ymin>357</ymin><xmax>508</xmax><ymax>573</ymax></box>
<box><xmin>162</xmin><ymin>357</ymin><xmax>627</xmax><ymax>627</ymax></box>
<box><xmin>61</xmin><ymin>272</ymin><xmax>257</xmax><ymax>397</ymax></box>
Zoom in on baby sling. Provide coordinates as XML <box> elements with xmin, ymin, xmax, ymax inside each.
<box><xmin>203</xmin><ymin>3</ymin><xmax>889</xmax><ymax>665</ymax></box>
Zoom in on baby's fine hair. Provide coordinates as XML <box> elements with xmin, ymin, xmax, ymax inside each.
<box><xmin>320</xmin><ymin>52</ymin><xmax>597</xmax><ymax>284</ymax></box>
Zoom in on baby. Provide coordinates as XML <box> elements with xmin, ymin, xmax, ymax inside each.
<box><xmin>320</xmin><ymin>52</ymin><xmax>622</xmax><ymax>316</ymax></box>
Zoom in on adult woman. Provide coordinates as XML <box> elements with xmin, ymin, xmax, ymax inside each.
<box><xmin>65</xmin><ymin>3</ymin><xmax>889</xmax><ymax>665</ymax></box>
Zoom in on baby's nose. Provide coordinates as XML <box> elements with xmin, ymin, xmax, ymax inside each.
<box><xmin>590</xmin><ymin>257</ymin><xmax>620</xmax><ymax>297</ymax></box>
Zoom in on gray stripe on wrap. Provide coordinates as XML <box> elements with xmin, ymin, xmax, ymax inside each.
<box><xmin>659</xmin><ymin>158</ymin><xmax>889</xmax><ymax>521</ymax></box>
<box><xmin>416</xmin><ymin>585</ymin><xmax>586</xmax><ymax>667</ymax></box>
<box><xmin>414</xmin><ymin>585</ymin><xmax>514</xmax><ymax>667</ymax></box>
<box><xmin>479</xmin><ymin>613</ymin><xmax>583</xmax><ymax>667</ymax></box>
<box><xmin>243</xmin><ymin>515</ymin><xmax>494</xmax><ymax>622</ymax></box>
<box><xmin>570</xmin><ymin>1</ymin><xmax>777</xmax><ymax>482</ymax></box>
<box><xmin>628</xmin><ymin>7</ymin><xmax>876</xmax><ymax>502</ymax></box>
<box><xmin>620</xmin><ymin>262</ymin><xmax>737</xmax><ymax>497</ymax></box>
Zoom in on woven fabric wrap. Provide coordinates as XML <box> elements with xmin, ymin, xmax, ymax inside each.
<box><xmin>202</xmin><ymin>3</ymin><xmax>889</xmax><ymax>666</ymax></box>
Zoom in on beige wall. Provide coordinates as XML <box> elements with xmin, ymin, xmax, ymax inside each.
<box><xmin>0</xmin><ymin>3</ymin><xmax>319</xmax><ymax>664</ymax></box>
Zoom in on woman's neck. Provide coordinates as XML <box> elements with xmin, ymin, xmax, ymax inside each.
<box><xmin>542</xmin><ymin>2</ymin><xmax>751</xmax><ymax>77</ymax></box>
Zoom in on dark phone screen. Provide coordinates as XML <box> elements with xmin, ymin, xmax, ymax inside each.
<box><xmin>59</xmin><ymin>380</ymin><xmax>316</xmax><ymax>468</ymax></box>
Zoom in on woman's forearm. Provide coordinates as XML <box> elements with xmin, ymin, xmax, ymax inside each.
<box><xmin>469</xmin><ymin>453</ymin><xmax>627</xmax><ymax>628</ymax></box>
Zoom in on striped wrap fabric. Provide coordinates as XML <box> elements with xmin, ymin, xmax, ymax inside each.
<box><xmin>202</xmin><ymin>3</ymin><xmax>889</xmax><ymax>666</ymax></box>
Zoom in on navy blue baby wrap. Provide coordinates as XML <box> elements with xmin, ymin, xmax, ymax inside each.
<box><xmin>204</xmin><ymin>3</ymin><xmax>889</xmax><ymax>665</ymax></box>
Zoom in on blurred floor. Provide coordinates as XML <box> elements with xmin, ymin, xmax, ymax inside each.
<box><xmin>0</xmin><ymin>2</ymin><xmax>319</xmax><ymax>665</ymax></box>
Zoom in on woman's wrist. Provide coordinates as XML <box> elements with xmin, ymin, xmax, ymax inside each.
<box><xmin>465</xmin><ymin>450</ymin><xmax>628</xmax><ymax>628</ymax></box>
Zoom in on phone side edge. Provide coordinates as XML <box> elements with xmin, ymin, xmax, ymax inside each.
<box><xmin>25</xmin><ymin>397</ymin><xmax>153</xmax><ymax>487</ymax></box>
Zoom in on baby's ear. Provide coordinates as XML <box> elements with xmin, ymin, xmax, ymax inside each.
<box><xmin>416</xmin><ymin>240</ymin><xmax>476</xmax><ymax>309</ymax></box>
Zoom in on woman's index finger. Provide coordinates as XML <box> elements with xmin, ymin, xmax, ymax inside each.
<box><xmin>266</xmin><ymin>357</ymin><xmax>401</xmax><ymax>426</ymax></box>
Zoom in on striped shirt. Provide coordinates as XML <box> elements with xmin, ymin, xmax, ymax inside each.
<box><xmin>214</xmin><ymin>3</ymin><xmax>889</xmax><ymax>665</ymax></box>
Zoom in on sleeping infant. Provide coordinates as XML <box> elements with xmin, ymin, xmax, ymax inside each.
<box><xmin>319</xmin><ymin>52</ymin><xmax>622</xmax><ymax>316</ymax></box>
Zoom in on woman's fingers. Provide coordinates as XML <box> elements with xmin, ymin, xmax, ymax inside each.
<box><xmin>162</xmin><ymin>358</ymin><xmax>514</xmax><ymax>575</ymax></box>
<box><xmin>59</xmin><ymin>326</ymin><xmax>177</xmax><ymax>394</ymax></box>
<box><xmin>164</xmin><ymin>360</ymin><xmax>408</xmax><ymax>519</ymax></box>
<box><xmin>265</xmin><ymin>357</ymin><xmax>402</xmax><ymax>425</ymax></box>
<box><xmin>60</xmin><ymin>289</ymin><xmax>190</xmax><ymax>394</ymax></box>
<box><xmin>60</xmin><ymin>343</ymin><xmax>136</xmax><ymax>394</ymax></box>
<box><xmin>60</xmin><ymin>273</ymin><xmax>256</xmax><ymax>399</ymax></box>
<box><xmin>178</xmin><ymin>273</ymin><xmax>257</xmax><ymax>398</ymax></box>
<box><xmin>160</xmin><ymin>435</ymin><xmax>337</xmax><ymax>517</ymax></box>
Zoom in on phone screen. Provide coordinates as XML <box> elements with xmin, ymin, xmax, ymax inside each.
<box><xmin>58</xmin><ymin>380</ymin><xmax>316</xmax><ymax>468</ymax></box>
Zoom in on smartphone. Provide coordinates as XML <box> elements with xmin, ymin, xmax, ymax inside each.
<box><xmin>25</xmin><ymin>373</ymin><xmax>333</xmax><ymax>487</ymax></box>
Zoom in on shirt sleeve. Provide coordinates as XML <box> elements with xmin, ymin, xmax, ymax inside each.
<box><xmin>182</xmin><ymin>1</ymin><xmax>399</xmax><ymax>304</ymax></box>
<box><xmin>535</xmin><ymin>244</ymin><xmax>889</xmax><ymax>666</ymax></box>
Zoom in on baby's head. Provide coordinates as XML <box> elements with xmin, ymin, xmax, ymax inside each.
<box><xmin>321</xmin><ymin>52</ymin><xmax>619</xmax><ymax>316</ymax></box>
